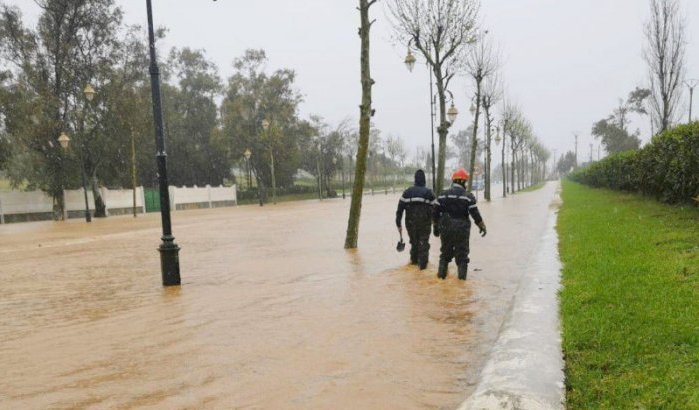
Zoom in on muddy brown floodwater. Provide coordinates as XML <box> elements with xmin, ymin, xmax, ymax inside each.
<box><xmin>0</xmin><ymin>183</ymin><xmax>556</xmax><ymax>409</ymax></box>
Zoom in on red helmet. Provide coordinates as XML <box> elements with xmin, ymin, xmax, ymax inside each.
<box><xmin>452</xmin><ymin>168</ymin><xmax>470</xmax><ymax>181</ymax></box>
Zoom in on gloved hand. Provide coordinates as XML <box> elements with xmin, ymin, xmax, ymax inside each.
<box><xmin>433</xmin><ymin>224</ymin><xmax>440</xmax><ymax>237</ymax></box>
<box><xmin>477</xmin><ymin>221</ymin><xmax>487</xmax><ymax>237</ymax></box>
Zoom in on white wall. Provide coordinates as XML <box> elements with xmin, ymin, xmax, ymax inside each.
<box><xmin>0</xmin><ymin>185</ymin><xmax>236</xmax><ymax>223</ymax></box>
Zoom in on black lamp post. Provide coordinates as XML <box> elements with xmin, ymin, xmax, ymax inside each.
<box><xmin>58</xmin><ymin>131</ymin><xmax>91</xmax><ymax>223</ymax></box>
<box><xmin>405</xmin><ymin>46</ymin><xmax>437</xmax><ymax>190</ymax></box>
<box><xmin>244</xmin><ymin>149</ymin><xmax>252</xmax><ymax>190</ymax></box>
<box><xmin>146</xmin><ymin>0</ymin><xmax>180</xmax><ymax>287</ymax></box>
<box><xmin>80</xmin><ymin>84</ymin><xmax>96</xmax><ymax>222</ymax></box>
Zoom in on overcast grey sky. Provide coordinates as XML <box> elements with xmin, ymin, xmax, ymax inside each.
<box><xmin>16</xmin><ymin>0</ymin><xmax>699</xmax><ymax>163</ymax></box>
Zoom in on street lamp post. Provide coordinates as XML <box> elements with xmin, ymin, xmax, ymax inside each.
<box><xmin>244</xmin><ymin>149</ymin><xmax>252</xmax><ymax>190</ymax></box>
<box><xmin>80</xmin><ymin>84</ymin><xmax>96</xmax><ymax>223</ymax></box>
<box><xmin>316</xmin><ymin>138</ymin><xmax>323</xmax><ymax>200</ymax></box>
<box><xmin>58</xmin><ymin>131</ymin><xmax>92</xmax><ymax>223</ymax></box>
<box><xmin>146</xmin><ymin>0</ymin><xmax>180</xmax><ymax>287</ymax></box>
<box><xmin>262</xmin><ymin>119</ymin><xmax>276</xmax><ymax>205</ymax></box>
<box><xmin>405</xmin><ymin>46</ymin><xmax>437</xmax><ymax>190</ymax></box>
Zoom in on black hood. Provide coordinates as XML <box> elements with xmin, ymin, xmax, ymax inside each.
<box><xmin>414</xmin><ymin>169</ymin><xmax>426</xmax><ymax>187</ymax></box>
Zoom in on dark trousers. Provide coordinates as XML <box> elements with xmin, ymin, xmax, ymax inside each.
<box><xmin>406</xmin><ymin>216</ymin><xmax>431</xmax><ymax>265</ymax></box>
<box><xmin>438</xmin><ymin>215</ymin><xmax>471</xmax><ymax>267</ymax></box>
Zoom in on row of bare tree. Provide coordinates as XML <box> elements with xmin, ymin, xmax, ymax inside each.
<box><xmin>345</xmin><ymin>0</ymin><xmax>551</xmax><ymax>248</ymax></box>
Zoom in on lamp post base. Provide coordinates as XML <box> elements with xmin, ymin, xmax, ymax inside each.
<box><xmin>159</xmin><ymin>240</ymin><xmax>181</xmax><ymax>286</ymax></box>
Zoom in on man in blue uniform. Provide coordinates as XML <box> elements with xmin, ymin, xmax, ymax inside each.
<box><xmin>396</xmin><ymin>169</ymin><xmax>435</xmax><ymax>270</ymax></box>
<box><xmin>433</xmin><ymin>168</ymin><xmax>487</xmax><ymax>280</ymax></box>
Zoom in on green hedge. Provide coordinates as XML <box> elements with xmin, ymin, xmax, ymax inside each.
<box><xmin>570</xmin><ymin>123</ymin><xmax>699</xmax><ymax>204</ymax></box>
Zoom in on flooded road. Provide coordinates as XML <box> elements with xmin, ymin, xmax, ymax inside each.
<box><xmin>0</xmin><ymin>184</ymin><xmax>556</xmax><ymax>409</ymax></box>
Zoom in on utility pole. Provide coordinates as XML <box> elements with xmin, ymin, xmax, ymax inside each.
<box><xmin>552</xmin><ymin>149</ymin><xmax>557</xmax><ymax>179</ymax></box>
<box><xmin>573</xmin><ymin>133</ymin><xmax>579</xmax><ymax>169</ymax></box>
<box><xmin>589</xmin><ymin>143</ymin><xmax>593</xmax><ymax>163</ymax></box>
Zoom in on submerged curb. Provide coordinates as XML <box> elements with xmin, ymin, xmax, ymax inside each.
<box><xmin>458</xmin><ymin>184</ymin><xmax>565</xmax><ymax>410</ymax></box>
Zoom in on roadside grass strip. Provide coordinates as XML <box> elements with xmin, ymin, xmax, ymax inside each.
<box><xmin>557</xmin><ymin>180</ymin><xmax>699</xmax><ymax>409</ymax></box>
<box><xmin>519</xmin><ymin>182</ymin><xmax>546</xmax><ymax>193</ymax></box>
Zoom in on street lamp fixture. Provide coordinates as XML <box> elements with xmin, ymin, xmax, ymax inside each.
<box><xmin>404</xmin><ymin>49</ymin><xmax>416</xmax><ymax>73</ymax></box>
<box><xmin>58</xmin><ymin>132</ymin><xmax>70</xmax><ymax>149</ymax></box>
<box><xmin>469</xmin><ymin>103</ymin><xmax>476</xmax><ymax>117</ymax></box>
<box><xmin>244</xmin><ymin>149</ymin><xmax>251</xmax><ymax>160</ymax></box>
<box><xmin>261</xmin><ymin>119</ymin><xmax>270</xmax><ymax>131</ymax></box>
<box><xmin>447</xmin><ymin>102</ymin><xmax>459</xmax><ymax>123</ymax></box>
<box><xmin>83</xmin><ymin>84</ymin><xmax>96</xmax><ymax>102</ymax></box>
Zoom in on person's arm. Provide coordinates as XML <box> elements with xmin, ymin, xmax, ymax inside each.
<box><xmin>467</xmin><ymin>194</ymin><xmax>486</xmax><ymax>236</ymax></box>
<box><xmin>396</xmin><ymin>194</ymin><xmax>407</xmax><ymax>228</ymax></box>
<box><xmin>432</xmin><ymin>195</ymin><xmax>442</xmax><ymax>236</ymax></box>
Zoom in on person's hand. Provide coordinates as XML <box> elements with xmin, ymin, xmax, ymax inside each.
<box><xmin>477</xmin><ymin>221</ymin><xmax>487</xmax><ymax>237</ymax></box>
<box><xmin>433</xmin><ymin>224</ymin><xmax>440</xmax><ymax>237</ymax></box>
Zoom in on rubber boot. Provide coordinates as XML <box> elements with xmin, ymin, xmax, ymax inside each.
<box><xmin>437</xmin><ymin>261</ymin><xmax>448</xmax><ymax>279</ymax></box>
<box><xmin>458</xmin><ymin>264</ymin><xmax>468</xmax><ymax>281</ymax></box>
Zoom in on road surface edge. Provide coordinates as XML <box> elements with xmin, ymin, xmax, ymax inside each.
<box><xmin>458</xmin><ymin>182</ymin><xmax>565</xmax><ymax>410</ymax></box>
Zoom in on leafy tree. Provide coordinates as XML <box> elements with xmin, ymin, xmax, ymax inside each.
<box><xmin>591</xmin><ymin>119</ymin><xmax>641</xmax><ymax>154</ymax></box>
<box><xmin>557</xmin><ymin>151</ymin><xmax>577</xmax><ymax>176</ymax></box>
<box><xmin>592</xmin><ymin>88</ymin><xmax>649</xmax><ymax>154</ymax></box>
<box><xmin>0</xmin><ymin>0</ymin><xmax>124</xmax><ymax>219</ymax></box>
<box><xmin>162</xmin><ymin>47</ymin><xmax>228</xmax><ymax>187</ymax></box>
<box><xmin>222</xmin><ymin>49</ymin><xmax>305</xmax><ymax>193</ymax></box>
<box><xmin>451</xmin><ymin>127</ymin><xmax>483</xmax><ymax>170</ymax></box>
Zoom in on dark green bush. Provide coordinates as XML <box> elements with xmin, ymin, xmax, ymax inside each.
<box><xmin>570</xmin><ymin>123</ymin><xmax>699</xmax><ymax>204</ymax></box>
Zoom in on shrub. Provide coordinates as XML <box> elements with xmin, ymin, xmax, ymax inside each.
<box><xmin>570</xmin><ymin>123</ymin><xmax>699</xmax><ymax>204</ymax></box>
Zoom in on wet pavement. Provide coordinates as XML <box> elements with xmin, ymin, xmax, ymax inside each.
<box><xmin>0</xmin><ymin>183</ymin><xmax>557</xmax><ymax>409</ymax></box>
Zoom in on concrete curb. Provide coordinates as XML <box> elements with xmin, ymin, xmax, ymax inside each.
<box><xmin>458</xmin><ymin>186</ymin><xmax>565</xmax><ymax>410</ymax></box>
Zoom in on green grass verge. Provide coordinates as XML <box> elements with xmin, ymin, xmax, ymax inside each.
<box><xmin>518</xmin><ymin>182</ymin><xmax>546</xmax><ymax>193</ymax></box>
<box><xmin>558</xmin><ymin>180</ymin><xmax>699</xmax><ymax>409</ymax></box>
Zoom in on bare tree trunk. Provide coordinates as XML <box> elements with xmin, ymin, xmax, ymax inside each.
<box><xmin>510</xmin><ymin>145</ymin><xmax>516</xmax><ymax>194</ymax></box>
<box><xmin>468</xmin><ymin>79</ymin><xmax>482</xmax><ymax>191</ymax></box>
<box><xmin>90</xmin><ymin>173</ymin><xmax>107</xmax><ymax>217</ymax></box>
<box><xmin>345</xmin><ymin>0</ymin><xmax>375</xmax><ymax>249</ymax></box>
<box><xmin>434</xmin><ymin>65</ymin><xmax>448</xmax><ymax>194</ymax></box>
<box><xmin>483</xmin><ymin>101</ymin><xmax>492</xmax><ymax>201</ymax></box>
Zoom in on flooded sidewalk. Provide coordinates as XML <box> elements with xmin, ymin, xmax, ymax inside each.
<box><xmin>0</xmin><ymin>184</ymin><xmax>557</xmax><ymax>409</ymax></box>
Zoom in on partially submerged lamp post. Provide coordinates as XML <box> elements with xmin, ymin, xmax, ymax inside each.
<box><xmin>58</xmin><ymin>130</ymin><xmax>92</xmax><ymax>223</ymax></box>
<box><xmin>80</xmin><ymin>84</ymin><xmax>95</xmax><ymax>223</ymax></box>
<box><xmin>146</xmin><ymin>0</ymin><xmax>180</xmax><ymax>287</ymax></box>
<box><xmin>261</xmin><ymin>119</ymin><xmax>276</xmax><ymax>204</ymax></box>
<box><xmin>244</xmin><ymin>149</ymin><xmax>252</xmax><ymax>190</ymax></box>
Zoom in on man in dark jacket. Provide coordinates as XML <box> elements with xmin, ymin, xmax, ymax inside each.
<box><xmin>433</xmin><ymin>168</ymin><xmax>487</xmax><ymax>280</ymax></box>
<box><xmin>396</xmin><ymin>169</ymin><xmax>435</xmax><ymax>269</ymax></box>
